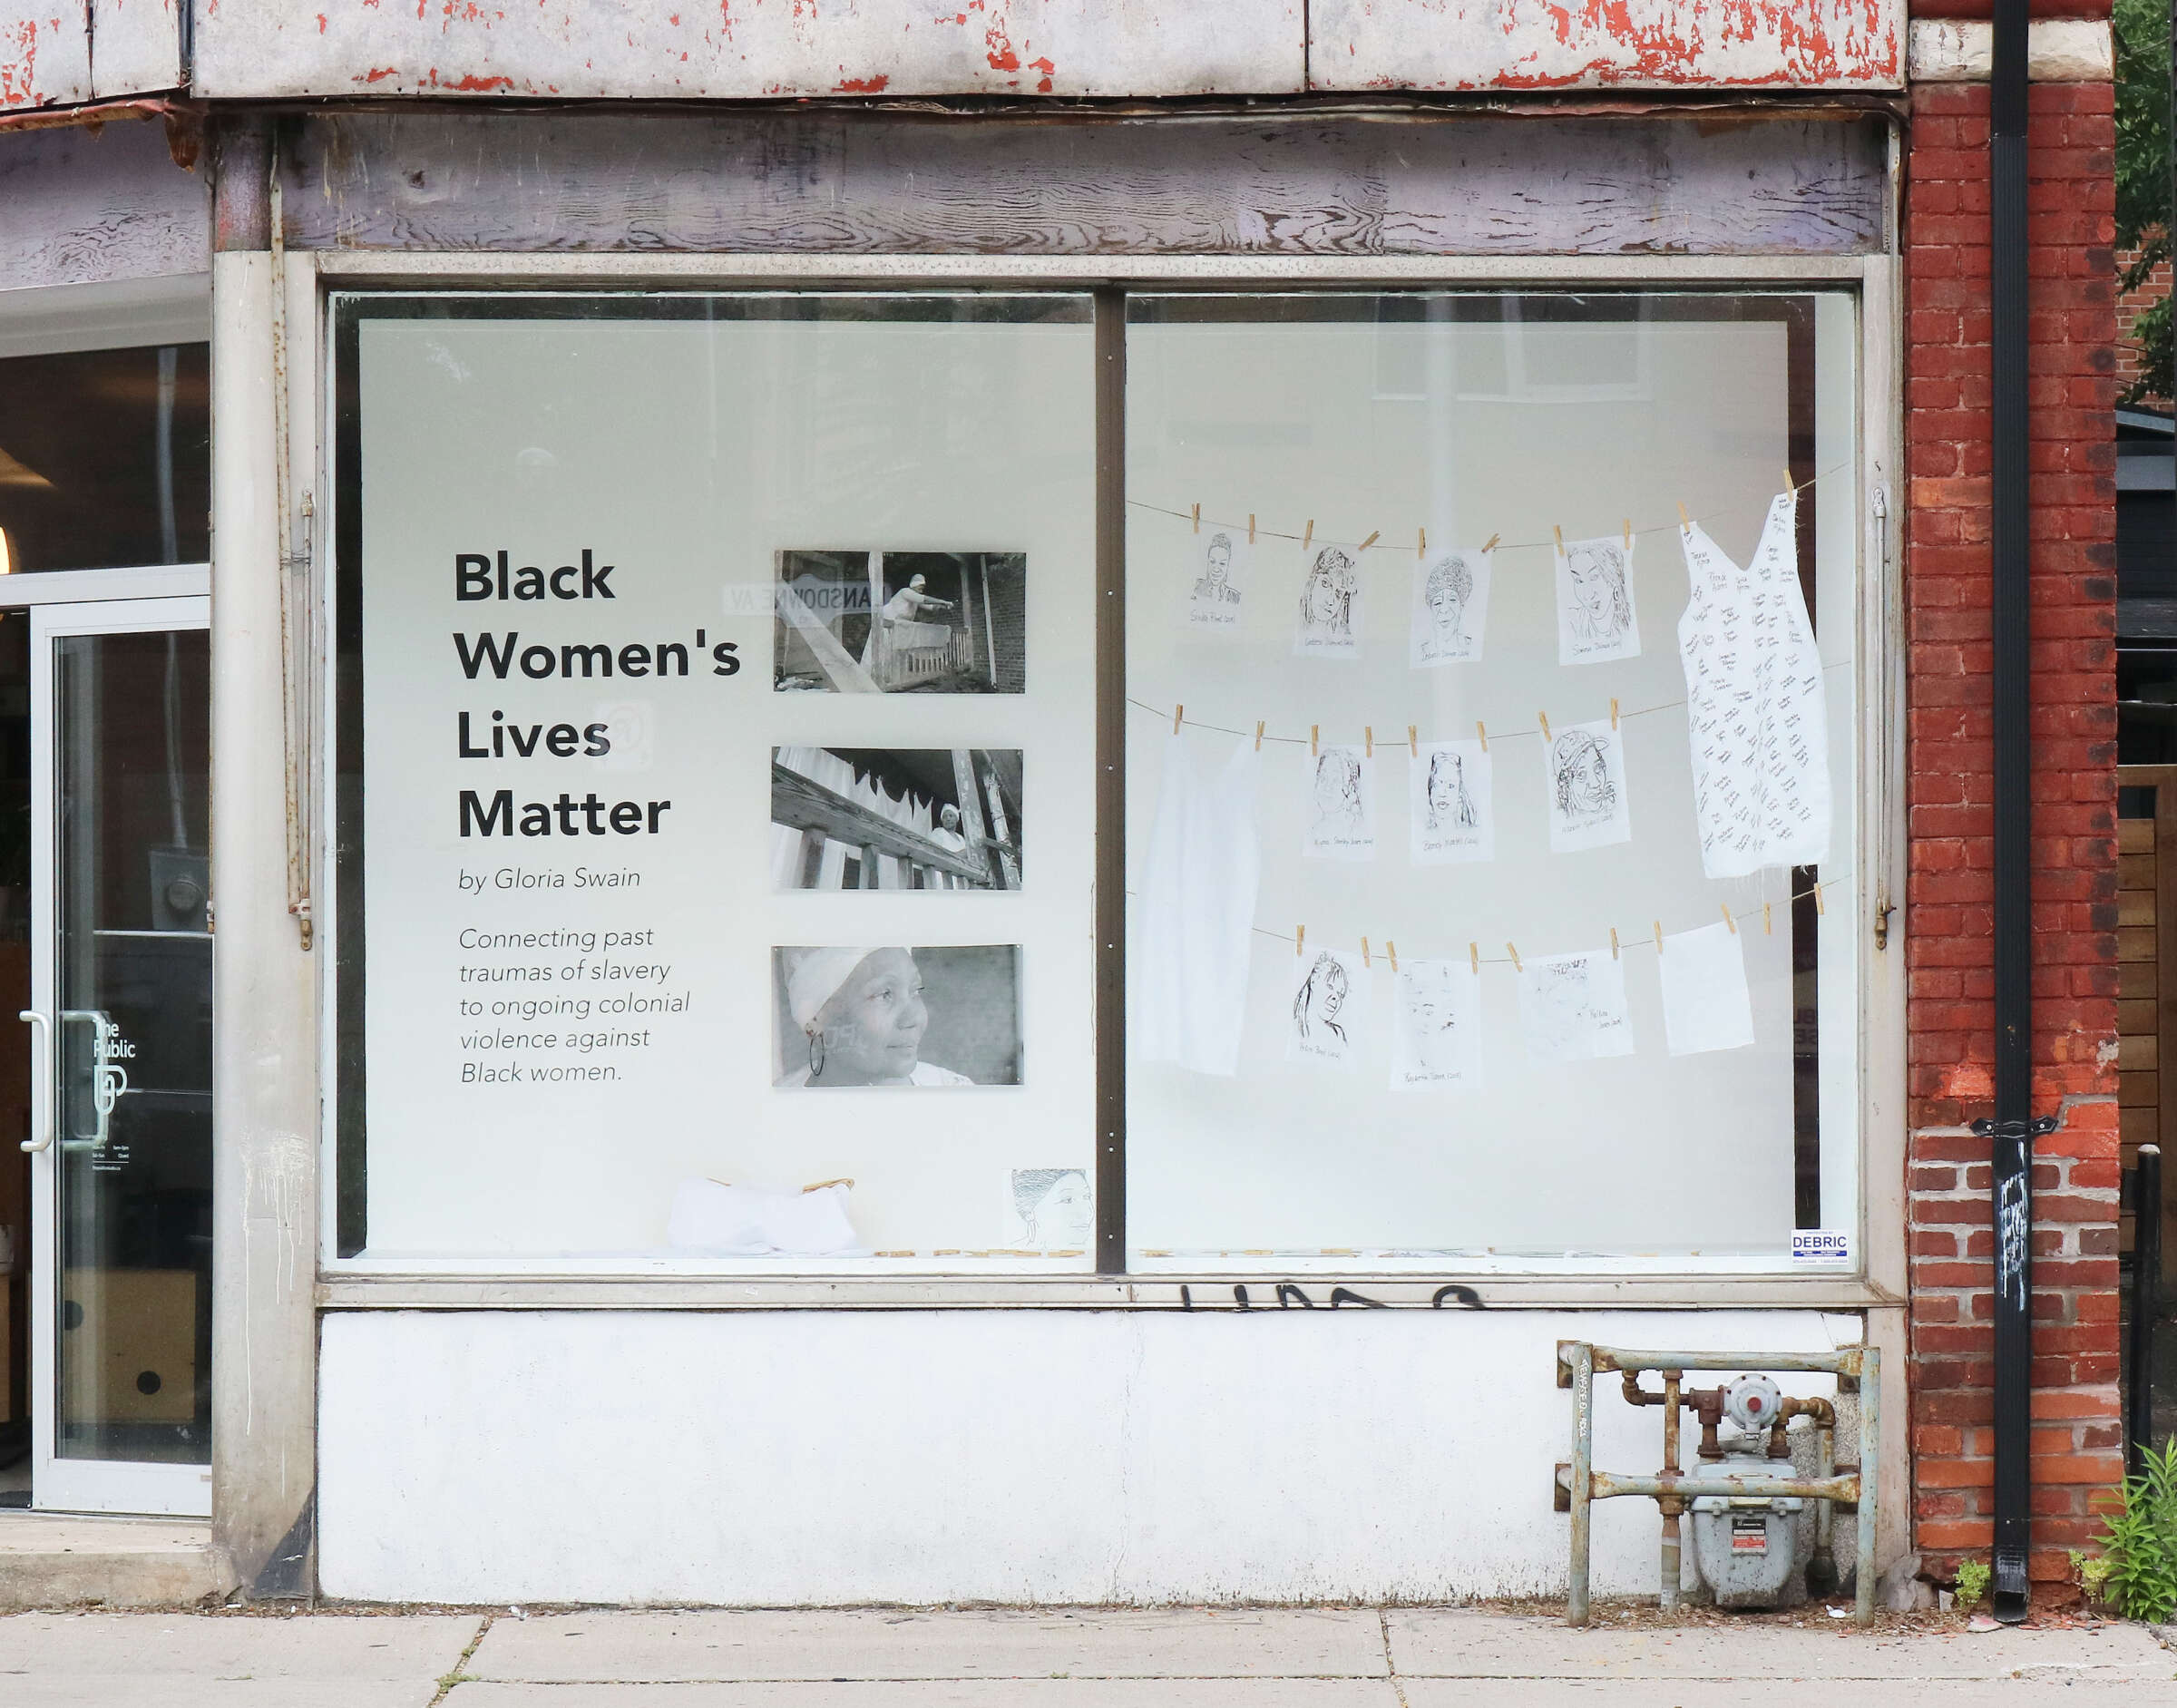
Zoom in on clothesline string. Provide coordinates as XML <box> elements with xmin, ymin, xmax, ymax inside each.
<box><xmin>1128</xmin><ymin>657</ymin><xmax>1847</xmax><ymax>750</ymax></box>
<box><xmin>1132</xmin><ymin>460</ymin><xmax>1851</xmax><ymax>555</ymax></box>
<box><xmin>1124</xmin><ymin>879</ymin><xmax>1842</xmax><ymax>969</ymax></box>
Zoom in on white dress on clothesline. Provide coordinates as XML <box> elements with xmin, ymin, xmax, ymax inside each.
<box><xmin>1675</xmin><ymin>491</ymin><xmax>1832</xmax><ymax>879</ymax></box>
<box><xmin>1137</xmin><ymin>732</ymin><xmax>1261</xmax><ymax>1077</ymax></box>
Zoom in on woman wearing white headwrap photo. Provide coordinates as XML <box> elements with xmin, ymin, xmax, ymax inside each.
<box><xmin>773</xmin><ymin>944</ymin><xmax>1024</xmax><ymax>1088</ymax></box>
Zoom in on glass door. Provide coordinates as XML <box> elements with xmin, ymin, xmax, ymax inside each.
<box><xmin>25</xmin><ymin>598</ymin><xmax>210</xmax><ymax>1516</ymax></box>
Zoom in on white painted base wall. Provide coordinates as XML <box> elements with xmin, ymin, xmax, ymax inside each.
<box><xmin>317</xmin><ymin>1308</ymin><xmax>1874</xmax><ymax>1606</ymax></box>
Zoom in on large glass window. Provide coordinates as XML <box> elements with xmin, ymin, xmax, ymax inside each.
<box><xmin>1124</xmin><ymin>294</ymin><xmax>1860</xmax><ymax>1268</ymax></box>
<box><xmin>333</xmin><ymin>287</ymin><xmax>1864</xmax><ymax>1274</ymax></box>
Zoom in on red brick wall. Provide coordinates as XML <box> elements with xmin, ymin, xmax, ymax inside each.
<box><xmin>2116</xmin><ymin>243</ymin><xmax>2169</xmax><ymax>398</ymax></box>
<box><xmin>1903</xmin><ymin>77</ymin><xmax>2123</xmax><ymax>1596</ymax></box>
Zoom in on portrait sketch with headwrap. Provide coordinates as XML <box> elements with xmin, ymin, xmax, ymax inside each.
<box><xmin>1541</xmin><ymin>719</ymin><xmax>1633</xmax><ymax>854</ymax></box>
<box><xmin>1410</xmin><ymin>544</ymin><xmax>1491</xmax><ymax>667</ymax></box>
<box><xmin>1293</xmin><ymin>544</ymin><xmax>1362</xmax><ymax>659</ymax></box>
<box><xmin>1410</xmin><ymin>739</ymin><xmax>1493</xmax><ymax>864</ymax></box>
<box><xmin>772</xmin><ymin>944</ymin><xmax>1021</xmax><ymax>1088</ymax></box>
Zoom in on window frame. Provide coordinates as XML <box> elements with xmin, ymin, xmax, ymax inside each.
<box><xmin>309</xmin><ymin>250</ymin><xmax>1904</xmax><ymax>1311</ymax></box>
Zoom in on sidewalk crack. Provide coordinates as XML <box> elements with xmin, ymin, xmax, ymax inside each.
<box><xmin>1381</xmin><ymin>1606</ymin><xmax>1411</xmax><ymax>1707</ymax></box>
<box><xmin>427</xmin><ymin>1610</ymin><xmax>497</xmax><ymax>1704</ymax></box>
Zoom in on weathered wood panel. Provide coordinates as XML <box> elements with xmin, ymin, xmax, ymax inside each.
<box><xmin>90</xmin><ymin>0</ymin><xmax>181</xmax><ymax>97</ymax></box>
<box><xmin>0</xmin><ymin>118</ymin><xmax>208</xmax><ymax>292</ymax></box>
<box><xmin>197</xmin><ymin>0</ymin><xmax>1304</xmax><ymax>102</ymax></box>
<box><xmin>1310</xmin><ymin>0</ymin><xmax>1900</xmax><ymax>93</ymax></box>
<box><xmin>284</xmin><ymin>111</ymin><xmax>1888</xmax><ymax>257</ymax></box>
<box><xmin>0</xmin><ymin>0</ymin><xmax>89</xmax><ymax>111</ymax></box>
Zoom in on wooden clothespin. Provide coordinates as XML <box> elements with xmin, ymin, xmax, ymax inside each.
<box><xmin>1310</xmin><ymin>724</ymin><xmax>1320</xmax><ymax>757</ymax></box>
<box><xmin>1813</xmin><ymin>883</ymin><xmax>1826</xmax><ymax>917</ymax></box>
<box><xmin>1506</xmin><ymin>942</ymin><xmax>1522</xmax><ymax>972</ymax></box>
<box><xmin>1622</xmin><ymin>518</ymin><xmax>1632</xmax><ymax>550</ymax></box>
<box><xmin>1676</xmin><ymin>501</ymin><xmax>1691</xmax><ymax>532</ymax></box>
<box><xmin>1476</xmin><ymin>720</ymin><xmax>1488</xmax><ymax>752</ymax></box>
<box><xmin>1482</xmin><ymin>532</ymin><xmax>1499</xmax><ymax>553</ymax></box>
<box><xmin>1784</xmin><ymin>466</ymin><xmax>1796</xmax><ymax>494</ymax></box>
<box><xmin>1303</xmin><ymin>520</ymin><xmax>1314</xmax><ymax>552</ymax></box>
<box><xmin>1173</xmin><ymin>703</ymin><xmax>1184</xmax><ymax>735</ymax></box>
<box><xmin>1364</xmin><ymin>726</ymin><xmax>1373</xmax><ymax>758</ymax></box>
<box><xmin>1653</xmin><ymin>920</ymin><xmax>1664</xmax><ymax>954</ymax></box>
<box><xmin>1387</xmin><ymin>940</ymin><xmax>1399</xmax><ymax>973</ymax></box>
<box><xmin>1254</xmin><ymin>720</ymin><xmax>1265</xmax><ymax>752</ymax></box>
<box><xmin>1762</xmin><ymin>900</ymin><xmax>1773</xmax><ymax>936</ymax></box>
<box><xmin>1408</xmin><ymin>724</ymin><xmax>1419</xmax><ymax>757</ymax></box>
<box><xmin>1552</xmin><ymin>523</ymin><xmax>1566</xmax><ymax>552</ymax></box>
<box><xmin>1362</xmin><ymin>937</ymin><xmax>1372</xmax><ymax>969</ymax></box>
<box><xmin>1610</xmin><ymin>698</ymin><xmax>1619</xmax><ymax>731</ymax></box>
<box><xmin>1723</xmin><ymin>903</ymin><xmax>1737</xmax><ymax>935</ymax></box>
<box><xmin>1296</xmin><ymin>924</ymin><xmax>1305</xmax><ymax>959</ymax></box>
<box><xmin>1357</xmin><ymin>530</ymin><xmax>1381</xmax><ymax>553</ymax></box>
<box><xmin>1248</xmin><ymin>512</ymin><xmax>1256</xmax><ymax>544</ymax></box>
<box><xmin>1538</xmin><ymin>710</ymin><xmax>1552</xmax><ymax>745</ymax></box>
<box><xmin>1418</xmin><ymin>526</ymin><xmax>1427</xmax><ymax>559</ymax></box>
<box><xmin>1469</xmin><ymin>942</ymin><xmax>1479</xmax><ymax>975</ymax></box>
<box><xmin>1191</xmin><ymin>502</ymin><xmax>1200</xmax><ymax>534</ymax></box>
<box><xmin>1609</xmin><ymin>927</ymin><xmax>1620</xmax><ymax>961</ymax></box>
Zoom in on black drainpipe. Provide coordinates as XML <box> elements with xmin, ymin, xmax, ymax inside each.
<box><xmin>1970</xmin><ymin>0</ymin><xmax>2055</xmax><ymax>1627</ymax></box>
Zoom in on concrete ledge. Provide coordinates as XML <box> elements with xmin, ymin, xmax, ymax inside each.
<box><xmin>0</xmin><ymin>1515</ymin><xmax>236</xmax><ymax>1609</ymax></box>
<box><xmin>1909</xmin><ymin>19</ymin><xmax>2113</xmax><ymax>83</ymax></box>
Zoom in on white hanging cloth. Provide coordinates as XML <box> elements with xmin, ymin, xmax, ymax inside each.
<box><xmin>1676</xmin><ymin>491</ymin><xmax>1832</xmax><ymax>878</ymax></box>
<box><xmin>1137</xmin><ymin>732</ymin><xmax>1261</xmax><ymax>1077</ymax></box>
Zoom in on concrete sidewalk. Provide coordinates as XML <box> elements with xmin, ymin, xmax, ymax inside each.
<box><xmin>2</xmin><ymin>1606</ymin><xmax>2174</xmax><ymax>1706</ymax></box>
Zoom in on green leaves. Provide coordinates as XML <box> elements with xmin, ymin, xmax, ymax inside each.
<box><xmin>2096</xmin><ymin>1438</ymin><xmax>2177</xmax><ymax>1623</ymax></box>
<box><xmin>2115</xmin><ymin>0</ymin><xmax>2172</xmax><ymax>399</ymax></box>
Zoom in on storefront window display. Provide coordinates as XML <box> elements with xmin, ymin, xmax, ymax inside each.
<box><xmin>333</xmin><ymin>287</ymin><xmax>1865</xmax><ymax>1274</ymax></box>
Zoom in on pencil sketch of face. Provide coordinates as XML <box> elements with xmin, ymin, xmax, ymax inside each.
<box><xmin>1205</xmin><ymin>533</ymin><xmax>1232</xmax><ymax>587</ymax></box>
<box><xmin>1011</xmin><ymin>1167</ymin><xmax>1091</xmax><ymax>1250</ymax></box>
<box><xmin>1293</xmin><ymin>952</ymin><xmax>1350</xmax><ymax>1042</ymax></box>
<box><xmin>1424</xmin><ymin>749</ymin><xmax>1479</xmax><ymax>833</ymax></box>
<box><xmin>1530</xmin><ymin>960</ymin><xmax>1593</xmax><ymax>1036</ymax></box>
<box><xmin>1566</xmin><ymin>542</ymin><xmax>1632</xmax><ymax>642</ymax></box>
<box><xmin>1423</xmin><ymin>553</ymin><xmax>1473</xmax><ymax>644</ymax></box>
<box><xmin>1403</xmin><ymin>975</ymin><xmax>1462</xmax><ymax>1073</ymax></box>
<box><xmin>1313</xmin><ymin>750</ymin><xmax>1365</xmax><ymax>832</ymax></box>
<box><xmin>1300</xmin><ymin>547</ymin><xmax>1355</xmax><ymax>638</ymax></box>
<box><xmin>1552</xmin><ymin>730</ymin><xmax>1618</xmax><ymax>827</ymax></box>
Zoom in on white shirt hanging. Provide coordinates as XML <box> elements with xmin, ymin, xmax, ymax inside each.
<box><xmin>1676</xmin><ymin>492</ymin><xmax>1832</xmax><ymax>878</ymax></box>
<box><xmin>1137</xmin><ymin>732</ymin><xmax>1262</xmax><ymax>1077</ymax></box>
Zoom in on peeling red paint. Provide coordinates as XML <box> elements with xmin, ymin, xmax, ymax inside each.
<box><xmin>317</xmin><ymin>12</ymin><xmax>327</xmax><ymax>31</ymax></box>
<box><xmin>983</xmin><ymin>15</ymin><xmax>1019</xmax><ymax>73</ymax></box>
<box><xmin>356</xmin><ymin>64</ymin><xmax>401</xmax><ymax>82</ymax></box>
<box><xmin>0</xmin><ymin>19</ymin><xmax>37</xmax><ymax>109</ymax></box>
<box><xmin>834</xmin><ymin>72</ymin><xmax>888</xmax><ymax>92</ymax></box>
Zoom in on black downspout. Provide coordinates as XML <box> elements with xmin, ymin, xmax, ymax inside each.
<box><xmin>1971</xmin><ymin>0</ymin><xmax>2055</xmax><ymax>1627</ymax></box>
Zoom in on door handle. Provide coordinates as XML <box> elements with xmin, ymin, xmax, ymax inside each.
<box><xmin>18</xmin><ymin>1009</ymin><xmax>49</xmax><ymax>1153</ymax></box>
<box><xmin>58</xmin><ymin>1010</ymin><xmax>120</xmax><ymax>1150</ymax></box>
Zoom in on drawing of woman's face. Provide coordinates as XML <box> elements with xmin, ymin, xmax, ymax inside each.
<box><xmin>1568</xmin><ymin>549</ymin><xmax>1620</xmax><ymax>635</ymax></box>
<box><xmin>1425</xmin><ymin>557</ymin><xmax>1470</xmax><ymax>634</ymax></box>
<box><xmin>1409</xmin><ymin>983</ymin><xmax>1459</xmax><ymax>1069</ymax></box>
<box><xmin>1559</xmin><ymin>736</ymin><xmax>1613</xmax><ymax>815</ymax></box>
<box><xmin>1028</xmin><ymin>1172</ymin><xmax>1093</xmax><ymax>1247</ymax></box>
<box><xmin>1314</xmin><ymin>753</ymin><xmax>1361</xmax><ymax>816</ymax></box>
<box><xmin>1427</xmin><ymin>753</ymin><xmax>1461</xmax><ymax>823</ymax></box>
<box><xmin>1306</xmin><ymin>551</ymin><xmax>1352</xmax><ymax>626</ymax></box>
<box><xmin>1206</xmin><ymin>536</ymin><xmax>1231</xmax><ymax>583</ymax></box>
<box><xmin>1316</xmin><ymin>960</ymin><xmax>1348</xmax><ymax>1021</ymax></box>
<box><xmin>814</xmin><ymin>948</ymin><xmax>928</xmax><ymax>1084</ymax></box>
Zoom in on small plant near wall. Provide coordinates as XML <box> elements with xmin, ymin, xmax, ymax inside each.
<box><xmin>2098</xmin><ymin>1440</ymin><xmax>2177</xmax><ymax>1623</ymax></box>
<box><xmin>1954</xmin><ymin>1557</ymin><xmax>1991</xmax><ymax>1613</ymax></box>
<box><xmin>2074</xmin><ymin>1548</ymin><xmax>2119</xmax><ymax>1610</ymax></box>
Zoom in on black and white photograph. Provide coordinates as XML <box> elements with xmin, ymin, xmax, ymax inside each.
<box><xmin>1004</xmin><ymin>1166</ymin><xmax>1093</xmax><ymax>1251</ymax></box>
<box><xmin>1542</xmin><ymin>718</ymin><xmax>1634</xmax><ymax>854</ymax></box>
<box><xmin>774</xmin><ymin>549</ymin><xmax>1027</xmax><ymax>693</ymax></box>
<box><xmin>771</xmin><ymin>747</ymin><xmax>1023</xmax><ymax>892</ymax></box>
<box><xmin>772</xmin><ymin>944</ymin><xmax>1023</xmax><ymax>1088</ymax></box>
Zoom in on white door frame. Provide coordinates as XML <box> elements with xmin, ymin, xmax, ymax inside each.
<box><xmin>27</xmin><ymin>595</ymin><xmax>211</xmax><ymax>1518</ymax></box>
